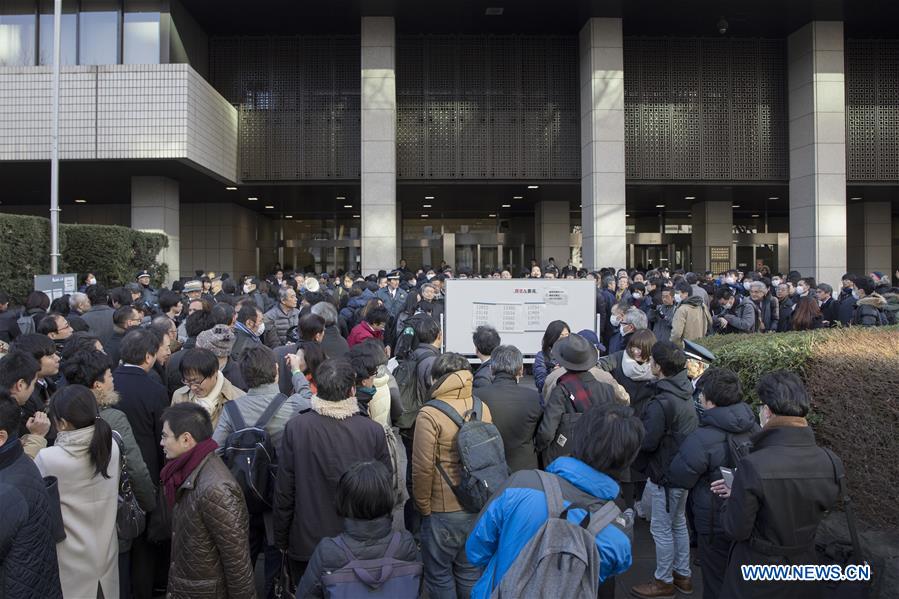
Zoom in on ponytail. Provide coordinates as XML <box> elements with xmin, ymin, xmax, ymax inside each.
<box><xmin>90</xmin><ymin>416</ymin><xmax>113</xmax><ymax>479</ymax></box>
<box><xmin>48</xmin><ymin>384</ymin><xmax>113</xmax><ymax>479</ymax></box>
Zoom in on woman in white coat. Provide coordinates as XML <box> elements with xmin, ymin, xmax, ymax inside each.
<box><xmin>35</xmin><ymin>384</ymin><xmax>121</xmax><ymax>599</ymax></box>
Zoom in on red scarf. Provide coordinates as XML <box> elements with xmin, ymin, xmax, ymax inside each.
<box><xmin>160</xmin><ymin>438</ymin><xmax>218</xmax><ymax>508</ymax></box>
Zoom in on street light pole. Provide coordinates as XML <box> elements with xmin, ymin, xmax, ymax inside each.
<box><xmin>49</xmin><ymin>0</ymin><xmax>61</xmax><ymax>274</ymax></box>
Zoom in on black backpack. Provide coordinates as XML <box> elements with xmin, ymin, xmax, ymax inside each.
<box><xmin>425</xmin><ymin>397</ymin><xmax>510</xmax><ymax>513</ymax></box>
<box><xmin>725</xmin><ymin>431</ymin><xmax>753</xmax><ymax>467</ymax></box>
<box><xmin>221</xmin><ymin>394</ymin><xmax>288</xmax><ymax>514</ymax></box>
<box><xmin>393</xmin><ymin>356</ymin><xmax>427</xmax><ymax>431</ymax></box>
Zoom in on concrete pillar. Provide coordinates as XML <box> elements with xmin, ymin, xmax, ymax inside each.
<box><xmin>692</xmin><ymin>201</ymin><xmax>734</xmax><ymax>273</ymax></box>
<box><xmin>787</xmin><ymin>21</ymin><xmax>847</xmax><ymax>288</ymax></box>
<box><xmin>361</xmin><ymin>16</ymin><xmax>397</xmax><ymax>275</ymax></box>
<box><xmin>131</xmin><ymin>176</ymin><xmax>179</xmax><ymax>284</ymax></box>
<box><xmin>535</xmin><ymin>201</ymin><xmax>571</xmax><ymax>267</ymax></box>
<box><xmin>847</xmin><ymin>201</ymin><xmax>892</xmax><ymax>277</ymax></box>
<box><xmin>579</xmin><ymin>17</ymin><xmax>626</xmax><ymax>270</ymax></box>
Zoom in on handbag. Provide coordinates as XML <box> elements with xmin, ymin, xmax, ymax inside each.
<box><xmin>112</xmin><ymin>431</ymin><xmax>146</xmax><ymax>540</ymax></box>
<box><xmin>145</xmin><ymin>484</ymin><xmax>172</xmax><ymax>543</ymax></box>
<box><xmin>42</xmin><ymin>475</ymin><xmax>66</xmax><ymax>543</ymax></box>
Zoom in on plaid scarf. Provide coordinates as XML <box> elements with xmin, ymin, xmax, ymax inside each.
<box><xmin>557</xmin><ymin>372</ymin><xmax>592</xmax><ymax>413</ymax></box>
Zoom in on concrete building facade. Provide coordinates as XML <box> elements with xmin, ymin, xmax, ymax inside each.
<box><xmin>1</xmin><ymin>1</ymin><xmax>897</xmax><ymax>286</ymax></box>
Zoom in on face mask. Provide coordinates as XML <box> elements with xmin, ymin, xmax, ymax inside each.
<box><xmin>725</xmin><ymin>276</ymin><xmax>736</xmax><ymax>285</ymax></box>
<box><xmin>725</xmin><ymin>300</ymin><xmax>735</xmax><ymax>310</ymax></box>
<box><xmin>256</xmin><ymin>321</ymin><xmax>266</xmax><ymax>337</ymax></box>
<box><xmin>743</xmin><ymin>281</ymin><xmax>752</xmax><ymax>290</ymax></box>
<box><xmin>852</xmin><ymin>290</ymin><xmax>859</xmax><ymax>300</ymax></box>
<box><xmin>610</xmin><ymin>314</ymin><xmax>621</xmax><ymax>327</ymax></box>
<box><xmin>87</xmin><ymin>278</ymin><xmax>96</xmax><ymax>286</ymax></box>
<box><xmin>796</xmin><ymin>285</ymin><xmax>806</xmax><ymax>295</ymax></box>
<box><xmin>631</xmin><ymin>292</ymin><xmax>642</xmax><ymax>300</ymax></box>
<box><xmin>243</xmin><ymin>285</ymin><xmax>252</xmax><ymax>294</ymax></box>
<box><xmin>759</xmin><ymin>405</ymin><xmax>770</xmax><ymax>428</ymax></box>
<box><xmin>771</xmin><ymin>278</ymin><xmax>781</xmax><ymax>287</ymax></box>
<box><xmin>619</xmin><ymin>324</ymin><xmax>628</xmax><ymax>337</ymax></box>
<box><xmin>674</xmin><ymin>293</ymin><xmax>683</xmax><ymax>303</ymax></box>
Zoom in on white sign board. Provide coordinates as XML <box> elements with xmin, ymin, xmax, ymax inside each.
<box><xmin>443</xmin><ymin>279</ymin><xmax>597</xmax><ymax>357</ymax></box>
<box><xmin>34</xmin><ymin>273</ymin><xmax>78</xmax><ymax>302</ymax></box>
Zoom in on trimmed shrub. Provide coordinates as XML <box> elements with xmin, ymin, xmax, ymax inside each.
<box><xmin>696</xmin><ymin>327</ymin><xmax>899</xmax><ymax>528</ymax></box>
<box><xmin>0</xmin><ymin>213</ymin><xmax>169</xmax><ymax>303</ymax></box>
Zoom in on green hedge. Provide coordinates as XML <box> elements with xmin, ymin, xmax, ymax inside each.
<box><xmin>695</xmin><ymin>327</ymin><xmax>899</xmax><ymax>529</ymax></box>
<box><xmin>0</xmin><ymin>213</ymin><xmax>168</xmax><ymax>303</ymax></box>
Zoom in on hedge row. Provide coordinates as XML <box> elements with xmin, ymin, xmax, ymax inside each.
<box><xmin>0</xmin><ymin>213</ymin><xmax>168</xmax><ymax>303</ymax></box>
<box><xmin>697</xmin><ymin>327</ymin><xmax>899</xmax><ymax>529</ymax></box>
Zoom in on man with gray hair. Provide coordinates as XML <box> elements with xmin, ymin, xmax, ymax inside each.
<box><xmin>748</xmin><ymin>280</ymin><xmax>778</xmax><ymax>332</ymax></box>
<box><xmin>263</xmin><ymin>286</ymin><xmax>300</xmax><ymax>347</ymax></box>
<box><xmin>68</xmin><ymin>292</ymin><xmax>91</xmax><ymax>316</ymax></box>
<box><xmin>311</xmin><ymin>301</ymin><xmax>349</xmax><ymax>359</ymax></box>
<box><xmin>475</xmin><ymin>345</ymin><xmax>543</xmax><ymax>472</ymax></box>
<box><xmin>610</xmin><ymin>306</ymin><xmax>648</xmax><ymax>354</ymax></box>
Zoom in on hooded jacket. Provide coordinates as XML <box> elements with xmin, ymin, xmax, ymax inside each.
<box><xmin>716</xmin><ymin>297</ymin><xmax>758</xmax><ymax>333</ymax></box>
<box><xmin>667</xmin><ymin>402</ymin><xmax>760</xmax><ymax>534</ymax></box>
<box><xmin>670</xmin><ymin>295</ymin><xmax>712</xmax><ymax>347</ymax></box>
<box><xmin>411</xmin><ymin>369</ymin><xmax>493</xmax><ymax>515</ymax></box>
<box><xmin>465</xmin><ymin>457</ymin><xmax>633</xmax><ymax>599</ymax></box>
<box><xmin>339</xmin><ymin>289</ymin><xmax>375</xmax><ymax>328</ymax></box>
<box><xmin>636</xmin><ymin>370</ymin><xmax>699</xmax><ymax>486</ymax></box>
<box><xmin>853</xmin><ymin>293</ymin><xmax>888</xmax><ymax>326</ymax></box>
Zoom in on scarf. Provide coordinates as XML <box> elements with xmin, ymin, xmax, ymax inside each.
<box><xmin>190</xmin><ymin>371</ymin><xmax>225</xmax><ymax>416</ymax></box>
<box><xmin>160</xmin><ymin>438</ymin><xmax>218</xmax><ymax>508</ymax></box>
<box><xmin>234</xmin><ymin>321</ymin><xmax>260</xmax><ymax>342</ymax></box>
<box><xmin>557</xmin><ymin>372</ymin><xmax>592</xmax><ymax>412</ymax></box>
<box><xmin>621</xmin><ymin>352</ymin><xmax>656</xmax><ymax>382</ymax></box>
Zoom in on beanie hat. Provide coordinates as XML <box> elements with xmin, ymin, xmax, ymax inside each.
<box><xmin>196</xmin><ymin>324</ymin><xmax>235</xmax><ymax>358</ymax></box>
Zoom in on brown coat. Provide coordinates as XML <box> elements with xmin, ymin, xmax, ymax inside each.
<box><xmin>412</xmin><ymin>369</ymin><xmax>493</xmax><ymax>515</ymax></box>
<box><xmin>167</xmin><ymin>453</ymin><xmax>256</xmax><ymax>599</ymax></box>
<box><xmin>670</xmin><ymin>296</ymin><xmax>712</xmax><ymax>347</ymax></box>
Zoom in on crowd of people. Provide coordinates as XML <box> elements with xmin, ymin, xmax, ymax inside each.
<box><xmin>0</xmin><ymin>258</ymin><xmax>884</xmax><ymax>599</ymax></box>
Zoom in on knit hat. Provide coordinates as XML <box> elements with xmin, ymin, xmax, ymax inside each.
<box><xmin>183</xmin><ymin>280</ymin><xmax>202</xmax><ymax>293</ymax></box>
<box><xmin>196</xmin><ymin>325</ymin><xmax>235</xmax><ymax>357</ymax></box>
<box><xmin>303</xmin><ymin>277</ymin><xmax>321</xmax><ymax>293</ymax></box>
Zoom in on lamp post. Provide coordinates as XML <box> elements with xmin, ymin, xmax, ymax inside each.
<box><xmin>49</xmin><ymin>0</ymin><xmax>61</xmax><ymax>274</ymax></box>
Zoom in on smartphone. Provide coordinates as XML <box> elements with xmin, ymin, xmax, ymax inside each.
<box><xmin>720</xmin><ymin>467</ymin><xmax>734</xmax><ymax>489</ymax></box>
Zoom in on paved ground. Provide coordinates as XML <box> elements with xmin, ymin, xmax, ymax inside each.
<box><xmin>617</xmin><ymin>516</ymin><xmax>704</xmax><ymax>598</ymax></box>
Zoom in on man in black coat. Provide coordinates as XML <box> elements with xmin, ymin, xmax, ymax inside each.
<box><xmin>472</xmin><ymin>325</ymin><xmax>500</xmax><ymax>390</ymax></box>
<box><xmin>311</xmin><ymin>301</ymin><xmax>350</xmax><ymax>359</ymax></box>
<box><xmin>475</xmin><ymin>345</ymin><xmax>542</xmax><ymax>472</ymax></box>
<box><xmin>112</xmin><ymin>328</ymin><xmax>171</xmax><ymax>599</ymax></box>
<box><xmin>0</xmin><ymin>393</ymin><xmax>63</xmax><ymax>599</ymax></box>
<box><xmin>668</xmin><ymin>368</ymin><xmax>759</xmax><ymax>599</ymax></box>
<box><xmin>231</xmin><ymin>304</ymin><xmax>264</xmax><ymax>362</ymax></box>
<box><xmin>632</xmin><ymin>342</ymin><xmax>699</xmax><ymax>599</ymax></box>
<box><xmin>713</xmin><ymin>371</ymin><xmax>842</xmax><ymax>599</ymax></box>
<box><xmin>273</xmin><ymin>359</ymin><xmax>391</xmax><ymax>585</ymax></box>
<box><xmin>815</xmin><ymin>283</ymin><xmax>839</xmax><ymax>325</ymax></box>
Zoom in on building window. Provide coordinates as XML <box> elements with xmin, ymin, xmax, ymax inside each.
<box><xmin>79</xmin><ymin>0</ymin><xmax>119</xmax><ymax>65</ymax></box>
<box><xmin>38</xmin><ymin>0</ymin><xmax>77</xmax><ymax>65</ymax></box>
<box><xmin>0</xmin><ymin>1</ymin><xmax>37</xmax><ymax>67</ymax></box>
<box><xmin>123</xmin><ymin>0</ymin><xmax>159</xmax><ymax>64</ymax></box>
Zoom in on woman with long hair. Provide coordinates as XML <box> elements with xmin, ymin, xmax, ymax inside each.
<box><xmin>791</xmin><ymin>296</ymin><xmax>827</xmax><ymax>331</ymax></box>
<box><xmin>35</xmin><ymin>385</ymin><xmax>121</xmax><ymax>599</ymax></box>
<box><xmin>534</xmin><ymin>320</ymin><xmax>570</xmax><ymax>397</ymax></box>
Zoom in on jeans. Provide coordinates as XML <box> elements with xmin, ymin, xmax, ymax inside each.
<box><xmin>420</xmin><ymin>511</ymin><xmax>481</xmax><ymax>599</ymax></box>
<box><xmin>697</xmin><ymin>533</ymin><xmax>731</xmax><ymax>599</ymax></box>
<box><xmin>647</xmin><ymin>481</ymin><xmax>691</xmax><ymax>583</ymax></box>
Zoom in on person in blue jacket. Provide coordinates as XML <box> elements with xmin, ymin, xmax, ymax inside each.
<box><xmin>465</xmin><ymin>404</ymin><xmax>644</xmax><ymax>599</ymax></box>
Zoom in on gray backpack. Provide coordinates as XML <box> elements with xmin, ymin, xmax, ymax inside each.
<box><xmin>490</xmin><ymin>470</ymin><xmax>622</xmax><ymax>599</ymax></box>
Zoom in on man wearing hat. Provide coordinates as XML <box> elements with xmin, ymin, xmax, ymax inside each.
<box><xmin>136</xmin><ymin>269</ymin><xmax>159</xmax><ymax>308</ymax></box>
<box><xmin>377</xmin><ymin>270</ymin><xmax>408</xmax><ymax>319</ymax></box>
<box><xmin>535</xmin><ymin>333</ymin><xmax>620</xmax><ymax>466</ymax></box>
<box><xmin>195</xmin><ymin>324</ymin><xmax>247</xmax><ymax>391</ymax></box>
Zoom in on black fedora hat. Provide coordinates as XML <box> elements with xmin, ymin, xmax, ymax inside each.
<box><xmin>551</xmin><ymin>334</ymin><xmax>597</xmax><ymax>372</ymax></box>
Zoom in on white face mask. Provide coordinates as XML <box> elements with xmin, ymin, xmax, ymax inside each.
<box><xmin>619</xmin><ymin>324</ymin><xmax>628</xmax><ymax>337</ymax></box>
<box><xmin>771</xmin><ymin>278</ymin><xmax>781</xmax><ymax>287</ymax></box>
<box><xmin>851</xmin><ymin>290</ymin><xmax>859</xmax><ymax>300</ymax></box>
<box><xmin>631</xmin><ymin>292</ymin><xmax>642</xmax><ymax>300</ymax></box>
<box><xmin>610</xmin><ymin>314</ymin><xmax>621</xmax><ymax>327</ymax></box>
<box><xmin>674</xmin><ymin>293</ymin><xmax>683</xmax><ymax>303</ymax></box>
<box><xmin>796</xmin><ymin>285</ymin><xmax>807</xmax><ymax>295</ymax></box>
<box><xmin>256</xmin><ymin>321</ymin><xmax>266</xmax><ymax>336</ymax></box>
<box><xmin>743</xmin><ymin>281</ymin><xmax>752</xmax><ymax>290</ymax></box>
<box><xmin>87</xmin><ymin>278</ymin><xmax>96</xmax><ymax>286</ymax></box>
<box><xmin>243</xmin><ymin>284</ymin><xmax>252</xmax><ymax>294</ymax></box>
<box><xmin>725</xmin><ymin>276</ymin><xmax>736</xmax><ymax>285</ymax></box>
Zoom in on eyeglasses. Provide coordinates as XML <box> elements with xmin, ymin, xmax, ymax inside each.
<box><xmin>181</xmin><ymin>375</ymin><xmax>208</xmax><ymax>389</ymax></box>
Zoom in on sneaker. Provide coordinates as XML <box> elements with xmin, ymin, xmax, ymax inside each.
<box><xmin>673</xmin><ymin>572</ymin><xmax>694</xmax><ymax>595</ymax></box>
<box><xmin>631</xmin><ymin>578</ymin><xmax>676</xmax><ymax>599</ymax></box>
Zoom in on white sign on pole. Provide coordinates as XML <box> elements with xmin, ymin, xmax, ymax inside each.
<box><xmin>443</xmin><ymin>279</ymin><xmax>597</xmax><ymax>358</ymax></box>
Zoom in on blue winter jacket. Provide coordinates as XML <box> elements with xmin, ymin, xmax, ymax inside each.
<box><xmin>465</xmin><ymin>457</ymin><xmax>633</xmax><ymax>599</ymax></box>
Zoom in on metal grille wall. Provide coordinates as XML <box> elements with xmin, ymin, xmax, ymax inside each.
<box><xmin>209</xmin><ymin>36</ymin><xmax>360</xmax><ymax>181</ymax></box>
<box><xmin>396</xmin><ymin>35</ymin><xmax>580</xmax><ymax>180</ymax></box>
<box><xmin>624</xmin><ymin>37</ymin><xmax>787</xmax><ymax>181</ymax></box>
<box><xmin>847</xmin><ymin>40</ymin><xmax>899</xmax><ymax>182</ymax></box>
